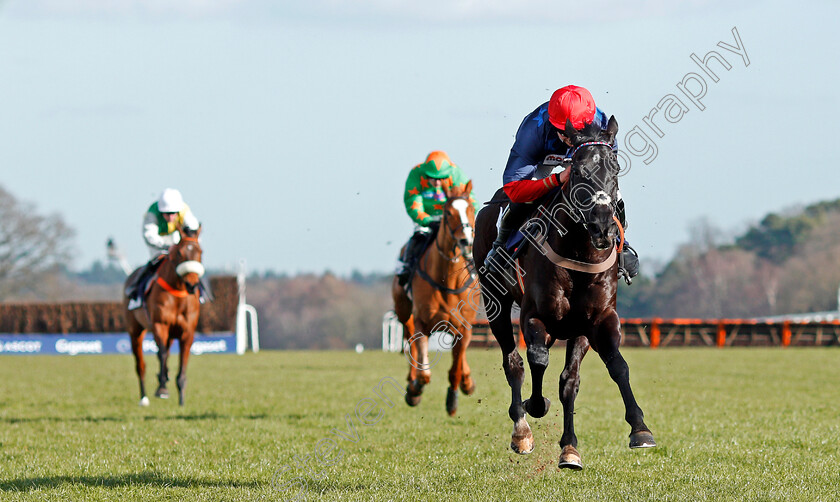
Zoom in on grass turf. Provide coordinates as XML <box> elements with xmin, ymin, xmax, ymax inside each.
<box><xmin>0</xmin><ymin>348</ymin><xmax>839</xmax><ymax>501</ymax></box>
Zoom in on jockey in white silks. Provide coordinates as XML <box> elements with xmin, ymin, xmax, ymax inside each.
<box><xmin>126</xmin><ymin>188</ymin><xmax>212</xmax><ymax>309</ymax></box>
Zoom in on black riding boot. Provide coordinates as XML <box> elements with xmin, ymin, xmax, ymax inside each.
<box><xmin>126</xmin><ymin>255</ymin><xmax>165</xmax><ymax>305</ymax></box>
<box><xmin>125</xmin><ymin>263</ymin><xmax>149</xmax><ymax>300</ymax></box>
<box><xmin>397</xmin><ymin>231</ymin><xmax>426</xmax><ymax>286</ymax></box>
<box><xmin>615</xmin><ymin>198</ymin><xmax>639</xmax><ymax>283</ymax></box>
<box><xmin>485</xmin><ymin>202</ymin><xmax>531</xmax><ymax>273</ymax></box>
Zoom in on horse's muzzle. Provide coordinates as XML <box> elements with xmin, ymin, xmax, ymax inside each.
<box><xmin>458</xmin><ymin>239</ymin><xmax>474</xmax><ymax>261</ymax></box>
<box><xmin>591</xmin><ymin>237</ymin><xmax>613</xmax><ymax>251</ymax></box>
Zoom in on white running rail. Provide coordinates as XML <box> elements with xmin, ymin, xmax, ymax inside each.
<box><xmin>235</xmin><ymin>261</ymin><xmax>260</xmax><ymax>355</ymax></box>
<box><xmin>381</xmin><ymin>310</ymin><xmax>403</xmax><ymax>352</ymax></box>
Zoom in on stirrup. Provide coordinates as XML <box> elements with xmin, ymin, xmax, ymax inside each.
<box><xmin>618</xmin><ymin>266</ymin><xmax>632</xmax><ymax>286</ymax></box>
<box><xmin>617</xmin><ymin>244</ymin><xmax>639</xmax><ymax>286</ymax></box>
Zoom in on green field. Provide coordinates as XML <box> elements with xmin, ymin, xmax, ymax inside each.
<box><xmin>1</xmin><ymin>348</ymin><xmax>839</xmax><ymax>501</ymax></box>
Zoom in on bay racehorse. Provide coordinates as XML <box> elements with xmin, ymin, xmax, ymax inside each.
<box><xmin>391</xmin><ymin>181</ymin><xmax>479</xmax><ymax>416</ymax></box>
<box><xmin>474</xmin><ymin>117</ymin><xmax>655</xmax><ymax>469</ymax></box>
<box><xmin>124</xmin><ymin>226</ymin><xmax>205</xmax><ymax>407</ymax></box>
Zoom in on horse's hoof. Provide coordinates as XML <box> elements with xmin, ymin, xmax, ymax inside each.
<box><xmin>510</xmin><ymin>419</ymin><xmax>534</xmax><ymax>454</ymax></box>
<box><xmin>406</xmin><ymin>380</ymin><xmax>424</xmax><ymax>396</ymax></box>
<box><xmin>510</xmin><ymin>436</ymin><xmax>535</xmax><ymax>455</ymax></box>
<box><xmin>446</xmin><ymin>388</ymin><xmax>458</xmax><ymax>416</ymax></box>
<box><xmin>460</xmin><ymin>378</ymin><xmax>476</xmax><ymax>396</ymax></box>
<box><xmin>405</xmin><ymin>393</ymin><xmax>422</xmax><ymax>407</ymax></box>
<box><xmin>523</xmin><ymin>397</ymin><xmax>551</xmax><ymax>418</ymax></box>
<box><xmin>139</xmin><ymin>396</ymin><xmax>150</xmax><ymax>407</ymax></box>
<box><xmin>155</xmin><ymin>389</ymin><xmax>169</xmax><ymax>399</ymax></box>
<box><xmin>558</xmin><ymin>445</ymin><xmax>583</xmax><ymax>470</ymax></box>
<box><xmin>629</xmin><ymin>430</ymin><xmax>656</xmax><ymax>449</ymax></box>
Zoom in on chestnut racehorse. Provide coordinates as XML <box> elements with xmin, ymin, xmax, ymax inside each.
<box><xmin>474</xmin><ymin>118</ymin><xmax>655</xmax><ymax>469</ymax></box>
<box><xmin>124</xmin><ymin>227</ymin><xmax>205</xmax><ymax>407</ymax></box>
<box><xmin>391</xmin><ymin>181</ymin><xmax>479</xmax><ymax>416</ymax></box>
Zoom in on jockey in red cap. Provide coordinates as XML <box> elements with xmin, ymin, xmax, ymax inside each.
<box><xmin>485</xmin><ymin>85</ymin><xmax>639</xmax><ymax>281</ymax></box>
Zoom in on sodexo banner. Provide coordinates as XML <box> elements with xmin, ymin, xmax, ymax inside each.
<box><xmin>0</xmin><ymin>333</ymin><xmax>237</xmax><ymax>355</ymax></box>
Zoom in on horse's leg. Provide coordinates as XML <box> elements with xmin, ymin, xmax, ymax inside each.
<box><xmin>405</xmin><ymin>320</ymin><xmax>431</xmax><ymax>406</ymax></box>
<box><xmin>597</xmin><ymin>313</ymin><xmax>656</xmax><ymax>449</ymax></box>
<box><xmin>503</xmin><ymin>344</ymin><xmax>532</xmax><ymax>454</ymax></box>
<box><xmin>402</xmin><ymin>315</ymin><xmax>420</xmax><ymax>396</ymax></box>
<box><xmin>457</xmin><ymin>325</ymin><xmax>475</xmax><ymax>395</ymax></box>
<box><xmin>177</xmin><ymin>334</ymin><xmax>193</xmax><ymax>407</ymax></box>
<box><xmin>394</xmin><ymin>277</ymin><xmax>423</xmax><ymax>405</ymax></box>
<box><xmin>153</xmin><ymin>323</ymin><xmax>170</xmax><ymax>399</ymax></box>
<box><xmin>490</xmin><ymin>305</ymin><xmax>532</xmax><ymax>454</ymax></box>
<box><xmin>557</xmin><ymin>335</ymin><xmax>590</xmax><ymax>470</ymax></box>
<box><xmin>522</xmin><ymin>316</ymin><xmax>551</xmax><ymax>419</ymax></box>
<box><xmin>445</xmin><ymin>324</ymin><xmax>473</xmax><ymax>416</ymax></box>
<box><xmin>130</xmin><ymin>327</ymin><xmax>149</xmax><ymax>406</ymax></box>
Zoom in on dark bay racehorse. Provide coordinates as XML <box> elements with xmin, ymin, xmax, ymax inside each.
<box><xmin>474</xmin><ymin>118</ymin><xmax>655</xmax><ymax>469</ymax></box>
<box><xmin>391</xmin><ymin>181</ymin><xmax>479</xmax><ymax>416</ymax></box>
<box><xmin>124</xmin><ymin>227</ymin><xmax>205</xmax><ymax>407</ymax></box>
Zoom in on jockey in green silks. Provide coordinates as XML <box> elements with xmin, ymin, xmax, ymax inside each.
<box><xmin>396</xmin><ymin>151</ymin><xmax>479</xmax><ymax>286</ymax></box>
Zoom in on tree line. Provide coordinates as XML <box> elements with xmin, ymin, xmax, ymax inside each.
<box><xmin>619</xmin><ymin>199</ymin><xmax>840</xmax><ymax>318</ymax></box>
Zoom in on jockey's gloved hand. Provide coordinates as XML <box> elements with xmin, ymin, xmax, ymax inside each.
<box><xmin>555</xmin><ymin>169</ymin><xmax>571</xmax><ymax>186</ymax></box>
<box><xmin>183</xmin><ymin>213</ymin><xmax>200</xmax><ymax>233</ymax></box>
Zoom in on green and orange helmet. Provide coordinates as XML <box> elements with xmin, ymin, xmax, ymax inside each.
<box><xmin>419</xmin><ymin>150</ymin><xmax>455</xmax><ymax>179</ymax></box>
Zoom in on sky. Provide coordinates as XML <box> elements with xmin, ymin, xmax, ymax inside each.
<box><xmin>1</xmin><ymin>0</ymin><xmax>838</xmax><ymax>275</ymax></box>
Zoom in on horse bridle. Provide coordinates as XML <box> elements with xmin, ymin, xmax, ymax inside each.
<box><xmin>565</xmin><ymin>141</ymin><xmax>617</xmax><ymax>231</ymax></box>
<box><xmin>171</xmin><ymin>235</ymin><xmax>205</xmax><ymax>286</ymax></box>
<box><xmin>435</xmin><ymin>196</ymin><xmax>474</xmax><ymax>263</ymax></box>
<box><xmin>417</xmin><ymin>195</ymin><xmax>478</xmax><ymax>294</ymax></box>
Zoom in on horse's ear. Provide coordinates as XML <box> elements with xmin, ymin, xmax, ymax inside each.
<box><xmin>464</xmin><ymin>180</ymin><xmax>473</xmax><ymax>195</ymax></box>
<box><xmin>442</xmin><ymin>182</ymin><xmax>451</xmax><ymax>198</ymax></box>
<box><xmin>179</xmin><ymin>224</ymin><xmax>200</xmax><ymax>239</ymax></box>
<box><xmin>564</xmin><ymin>119</ymin><xmax>583</xmax><ymax>145</ymax></box>
<box><xmin>605</xmin><ymin>115</ymin><xmax>619</xmax><ymax>146</ymax></box>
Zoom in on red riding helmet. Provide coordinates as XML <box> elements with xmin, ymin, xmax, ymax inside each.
<box><xmin>548</xmin><ymin>85</ymin><xmax>596</xmax><ymax>131</ymax></box>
